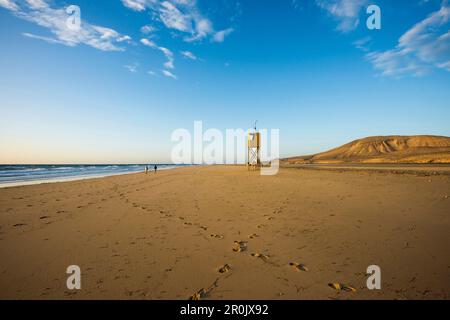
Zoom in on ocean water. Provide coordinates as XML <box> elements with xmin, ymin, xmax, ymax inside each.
<box><xmin>0</xmin><ymin>164</ymin><xmax>183</xmax><ymax>188</ymax></box>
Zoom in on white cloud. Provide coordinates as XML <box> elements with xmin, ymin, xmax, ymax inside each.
<box><xmin>25</xmin><ymin>0</ymin><xmax>47</xmax><ymax>9</ymax></box>
<box><xmin>124</xmin><ymin>63</ymin><xmax>138</xmax><ymax>73</ymax></box>
<box><xmin>141</xmin><ymin>38</ymin><xmax>175</xmax><ymax>70</ymax></box>
<box><xmin>122</xmin><ymin>0</ymin><xmax>233</xmax><ymax>43</ymax></box>
<box><xmin>292</xmin><ymin>0</ymin><xmax>302</xmax><ymax>11</ymax></box>
<box><xmin>159</xmin><ymin>46</ymin><xmax>174</xmax><ymax>59</ymax></box>
<box><xmin>148</xmin><ymin>70</ymin><xmax>156</xmax><ymax>76</ymax></box>
<box><xmin>117</xmin><ymin>35</ymin><xmax>132</xmax><ymax>42</ymax></box>
<box><xmin>315</xmin><ymin>0</ymin><xmax>368</xmax><ymax>32</ymax></box>
<box><xmin>164</xmin><ymin>58</ymin><xmax>175</xmax><ymax>69</ymax></box>
<box><xmin>186</xmin><ymin>17</ymin><xmax>213</xmax><ymax>42</ymax></box>
<box><xmin>438</xmin><ymin>60</ymin><xmax>450</xmax><ymax>70</ymax></box>
<box><xmin>22</xmin><ymin>31</ymin><xmax>64</xmax><ymax>44</ymax></box>
<box><xmin>180</xmin><ymin>50</ymin><xmax>197</xmax><ymax>60</ymax></box>
<box><xmin>353</xmin><ymin>36</ymin><xmax>371</xmax><ymax>52</ymax></box>
<box><xmin>367</xmin><ymin>4</ymin><xmax>450</xmax><ymax>76</ymax></box>
<box><xmin>159</xmin><ymin>1</ymin><xmax>193</xmax><ymax>33</ymax></box>
<box><xmin>2</xmin><ymin>0</ymin><xmax>130</xmax><ymax>51</ymax></box>
<box><xmin>0</xmin><ymin>0</ymin><xmax>19</xmax><ymax>11</ymax></box>
<box><xmin>140</xmin><ymin>24</ymin><xmax>156</xmax><ymax>34</ymax></box>
<box><xmin>212</xmin><ymin>28</ymin><xmax>234</xmax><ymax>43</ymax></box>
<box><xmin>162</xmin><ymin>69</ymin><xmax>177</xmax><ymax>79</ymax></box>
<box><xmin>121</xmin><ymin>0</ymin><xmax>150</xmax><ymax>12</ymax></box>
<box><xmin>140</xmin><ymin>38</ymin><xmax>157</xmax><ymax>48</ymax></box>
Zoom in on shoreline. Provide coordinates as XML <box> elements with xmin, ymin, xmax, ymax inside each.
<box><xmin>0</xmin><ymin>165</ymin><xmax>184</xmax><ymax>189</ymax></box>
<box><xmin>3</xmin><ymin>163</ymin><xmax>450</xmax><ymax>190</ymax></box>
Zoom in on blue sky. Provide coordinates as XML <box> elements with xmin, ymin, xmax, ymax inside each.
<box><xmin>0</xmin><ymin>0</ymin><xmax>449</xmax><ymax>164</ymax></box>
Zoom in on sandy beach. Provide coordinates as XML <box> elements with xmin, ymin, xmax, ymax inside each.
<box><xmin>0</xmin><ymin>165</ymin><xmax>449</xmax><ymax>300</ymax></box>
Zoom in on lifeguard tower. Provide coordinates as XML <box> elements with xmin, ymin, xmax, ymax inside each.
<box><xmin>247</xmin><ymin>121</ymin><xmax>261</xmax><ymax>170</ymax></box>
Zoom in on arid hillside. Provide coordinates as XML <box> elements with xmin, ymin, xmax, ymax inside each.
<box><xmin>284</xmin><ymin>135</ymin><xmax>450</xmax><ymax>164</ymax></box>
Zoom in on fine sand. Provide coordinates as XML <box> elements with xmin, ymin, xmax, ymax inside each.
<box><xmin>0</xmin><ymin>165</ymin><xmax>449</xmax><ymax>300</ymax></box>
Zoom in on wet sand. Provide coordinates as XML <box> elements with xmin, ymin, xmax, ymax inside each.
<box><xmin>0</xmin><ymin>165</ymin><xmax>449</xmax><ymax>299</ymax></box>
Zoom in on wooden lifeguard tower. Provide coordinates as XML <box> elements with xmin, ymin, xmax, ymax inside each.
<box><xmin>247</xmin><ymin>121</ymin><xmax>261</xmax><ymax>170</ymax></box>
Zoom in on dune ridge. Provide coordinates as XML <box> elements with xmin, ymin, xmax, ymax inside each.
<box><xmin>284</xmin><ymin>135</ymin><xmax>450</xmax><ymax>164</ymax></box>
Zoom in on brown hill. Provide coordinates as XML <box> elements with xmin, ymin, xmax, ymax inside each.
<box><xmin>284</xmin><ymin>135</ymin><xmax>450</xmax><ymax>164</ymax></box>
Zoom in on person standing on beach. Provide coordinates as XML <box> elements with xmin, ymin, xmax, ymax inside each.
<box><xmin>154</xmin><ymin>165</ymin><xmax>157</xmax><ymax>173</ymax></box>
<box><xmin>145</xmin><ymin>166</ymin><xmax>148</xmax><ymax>174</ymax></box>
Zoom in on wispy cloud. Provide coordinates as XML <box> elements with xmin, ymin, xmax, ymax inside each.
<box><xmin>25</xmin><ymin>0</ymin><xmax>47</xmax><ymax>9</ymax></box>
<box><xmin>353</xmin><ymin>36</ymin><xmax>372</xmax><ymax>52</ymax></box>
<box><xmin>315</xmin><ymin>0</ymin><xmax>368</xmax><ymax>32</ymax></box>
<box><xmin>0</xmin><ymin>0</ymin><xmax>19</xmax><ymax>11</ymax></box>
<box><xmin>122</xmin><ymin>0</ymin><xmax>149</xmax><ymax>12</ymax></box>
<box><xmin>122</xmin><ymin>0</ymin><xmax>233</xmax><ymax>43</ymax></box>
<box><xmin>162</xmin><ymin>69</ymin><xmax>177</xmax><ymax>79</ymax></box>
<box><xmin>180</xmin><ymin>50</ymin><xmax>197</xmax><ymax>60</ymax></box>
<box><xmin>212</xmin><ymin>28</ymin><xmax>234</xmax><ymax>43</ymax></box>
<box><xmin>159</xmin><ymin>1</ymin><xmax>195</xmax><ymax>34</ymax></box>
<box><xmin>140</xmin><ymin>38</ymin><xmax>157</xmax><ymax>47</ymax></box>
<box><xmin>366</xmin><ymin>4</ymin><xmax>450</xmax><ymax>77</ymax></box>
<box><xmin>140</xmin><ymin>24</ymin><xmax>156</xmax><ymax>34</ymax></box>
<box><xmin>22</xmin><ymin>31</ymin><xmax>64</xmax><ymax>44</ymax></box>
<box><xmin>1</xmin><ymin>0</ymin><xmax>131</xmax><ymax>51</ymax></box>
<box><xmin>141</xmin><ymin>38</ymin><xmax>175</xmax><ymax>70</ymax></box>
<box><xmin>124</xmin><ymin>63</ymin><xmax>139</xmax><ymax>73</ymax></box>
<box><xmin>292</xmin><ymin>0</ymin><xmax>302</xmax><ymax>11</ymax></box>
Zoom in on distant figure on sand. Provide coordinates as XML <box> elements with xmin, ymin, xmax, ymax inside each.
<box><xmin>154</xmin><ymin>165</ymin><xmax>157</xmax><ymax>173</ymax></box>
<box><xmin>145</xmin><ymin>166</ymin><xmax>148</xmax><ymax>174</ymax></box>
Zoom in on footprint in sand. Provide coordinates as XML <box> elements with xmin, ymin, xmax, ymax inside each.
<box><xmin>13</xmin><ymin>223</ymin><xmax>27</xmax><ymax>227</ymax></box>
<box><xmin>248</xmin><ymin>233</ymin><xmax>259</xmax><ymax>239</ymax></box>
<box><xmin>189</xmin><ymin>288</ymin><xmax>206</xmax><ymax>300</ymax></box>
<box><xmin>200</xmin><ymin>226</ymin><xmax>208</xmax><ymax>231</ymax></box>
<box><xmin>289</xmin><ymin>262</ymin><xmax>308</xmax><ymax>272</ymax></box>
<box><xmin>251</xmin><ymin>253</ymin><xmax>270</xmax><ymax>262</ymax></box>
<box><xmin>218</xmin><ymin>264</ymin><xmax>232</xmax><ymax>274</ymax></box>
<box><xmin>210</xmin><ymin>234</ymin><xmax>224</xmax><ymax>240</ymax></box>
<box><xmin>232</xmin><ymin>241</ymin><xmax>248</xmax><ymax>252</ymax></box>
<box><xmin>188</xmin><ymin>278</ymin><xmax>219</xmax><ymax>300</ymax></box>
<box><xmin>328</xmin><ymin>283</ymin><xmax>356</xmax><ymax>292</ymax></box>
